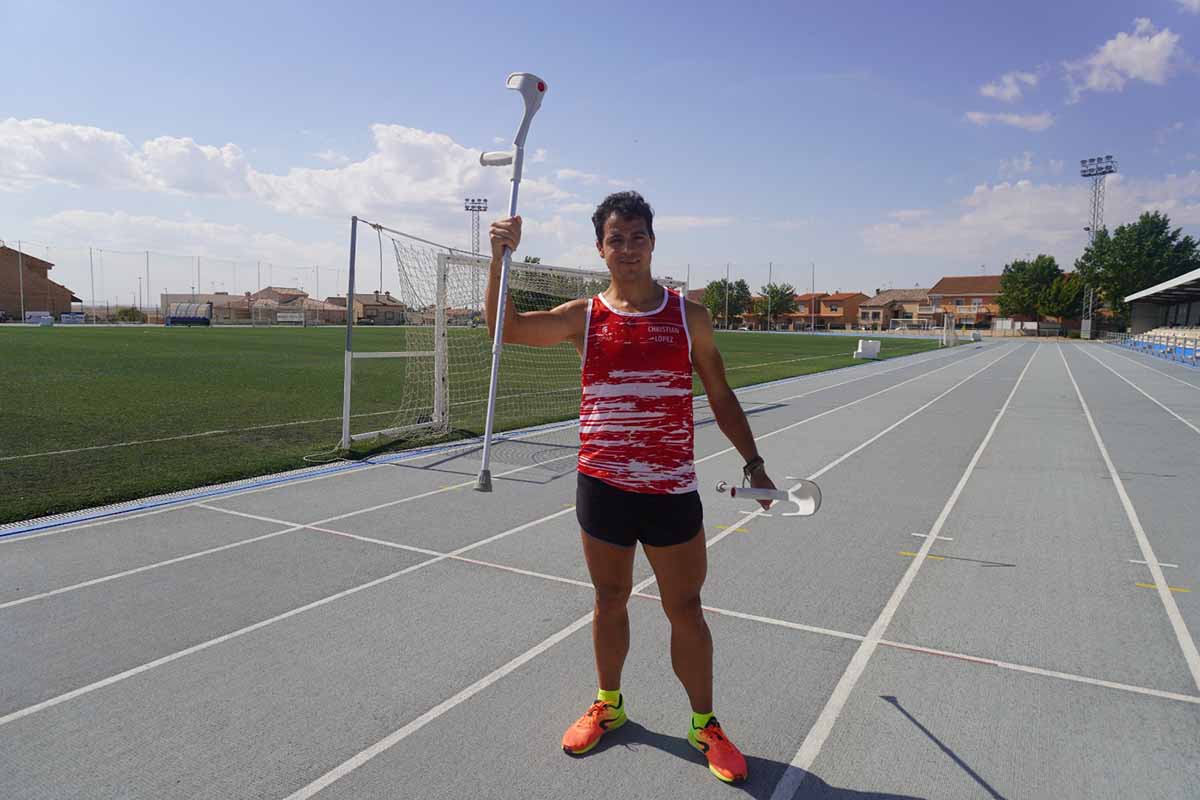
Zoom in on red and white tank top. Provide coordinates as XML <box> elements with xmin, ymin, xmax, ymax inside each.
<box><xmin>578</xmin><ymin>286</ymin><xmax>696</xmax><ymax>494</ymax></box>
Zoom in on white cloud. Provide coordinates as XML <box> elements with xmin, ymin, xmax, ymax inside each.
<box><xmin>964</xmin><ymin>111</ymin><xmax>1055</xmax><ymax>132</ymax></box>
<box><xmin>0</xmin><ymin>118</ymin><xmax>151</xmax><ymax>191</ymax></box>
<box><xmin>1048</xmin><ymin>159</ymin><xmax>1065</xmax><ymax>175</ymax></box>
<box><xmin>555</xmin><ymin>167</ymin><xmax>602</xmax><ymax>183</ymax></box>
<box><xmin>655</xmin><ymin>216</ymin><xmax>735</xmax><ymax>230</ymax></box>
<box><xmin>0</xmin><ymin>117</ymin><xmax>579</xmax><ymax>224</ymax></box>
<box><xmin>1065</xmin><ymin>18</ymin><xmax>1182</xmax><ymax>102</ymax></box>
<box><xmin>530</xmin><ymin>148</ymin><xmax>548</xmax><ymax>163</ymax></box>
<box><xmin>980</xmin><ymin>71</ymin><xmax>1038</xmax><ymax>102</ymax></box>
<box><xmin>1175</xmin><ymin>0</ymin><xmax>1200</xmax><ymax>13</ymax></box>
<box><xmin>999</xmin><ymin>151</ymin><xmax>1035</xmax><ymax>178</ymax></box>
<box><xmin>312</xmin><ymin>149</ymin><xmax>351</xmax><ymax>165</ymax></box>
<box><xmin>0</xmin><ymin>118</ymin><xmax>254</xmax><ymax>195</ymax></box>
<box><xmin>861</xmin><ymin>171</ymin><xmax>1200</xmax><ymax>263</ymax></box>
<box><xmin>886</xmin><ymin>209</ymin><xmax>931</xmax><ymax>221</ymax></box>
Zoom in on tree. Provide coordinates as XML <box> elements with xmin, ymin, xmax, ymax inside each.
<box><xmin>998</xmin><ymin>255</ymin><xmax>1061</xmax><ymax>318</ymax></box>
<box><xmin>1074</xmin><ymin>211</ymin><xmax>1200</xmax><ymax>316</ymax></box>
<box><xmin>754</xmin><ymin>283</ymin><xmax>798</xmax><ymax>324</ymax></box>
<box><xmin>702</xmin><ymin>278</ymin><xmax>752</xmax><ymax>327</ymax></box>
<box><xmin>1036</xmin><ymin>272</ymin><xmax>1084</xmax><ymax>321</ymax></box>
<box><xmin>522</xmin><ymin>255</ymin><xmax>541</xmax><ymax>264</ymax></box>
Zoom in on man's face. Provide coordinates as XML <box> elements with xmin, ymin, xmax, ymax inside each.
<box><xmin>596</xmin><ymin>213</ymin><xmax>654</xmax><ymax>281</ymax></box>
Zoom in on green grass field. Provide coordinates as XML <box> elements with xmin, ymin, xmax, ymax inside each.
<box><xmin>0</xmin><ymin>326</ymin><xmax>939</xmax><ymax>524</ymax></box>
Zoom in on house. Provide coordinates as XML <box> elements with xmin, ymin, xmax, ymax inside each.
<box><xmin>777</xmin><ymin>293</ymin><xmax>827</xmax><ymax>331</ymax></box>
<box><xmin>350</xmin><ymin>291</ymin><xmax>409</xmax><ymax>324</ymax></box>
<box><xmin>817</xmin><ymin>292</ymin><xmax>868</xmax><ymax>330</ymax></box>
<box><xmin>0</xmin><ymin>245</ymin><xmax>81</xmax><ymax>320</ymax></box>
<box><xmin>927</xmin><ymin>275</ymin><xmax>1003</xmax><ymax>326</ymax></box>
<box><xmin>858</xmin><ymin>288</ymin><xmax>930</xmax><ymax>330</ymax></box>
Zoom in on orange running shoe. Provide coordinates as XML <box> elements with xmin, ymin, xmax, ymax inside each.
<box><xmin>688</xmin><ymin>717</ymin><xmax>748</xmax><ymax>783</ymax></box>
<box><xmin>561</xmin><ymin>695</ymin><xmax>627</xmax><ymax>755</ymax></box>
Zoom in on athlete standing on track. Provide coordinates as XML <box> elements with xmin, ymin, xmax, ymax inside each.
<box><xmin>486</xmin><ymin>191</ymin><xmax>775</xmax><ymax>784</ymax></box>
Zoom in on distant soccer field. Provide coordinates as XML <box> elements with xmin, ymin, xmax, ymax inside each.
<box><xmin>0</xmin><ymin>326</ymin><xmax>939</xmax><ymax>524</ymax></box>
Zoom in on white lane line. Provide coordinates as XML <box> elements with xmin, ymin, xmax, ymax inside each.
<box><xmin>0</xmin><ymin>344</ymin><xmax>1003</xmax><ymax>732</ymax></box>
<box><xmin>696</xmin><ymin>342</ymin><xmax>1008</xmax><ymax>465</ymax></box>
<box><xmin>283</xmin><ymin>345</ymin><xmax>1022</xmax><ymax>800</ymax></box>
<box><xmin>912</xmin><ymin>533</ymin><xmax>953</xmax><ymax>541</ymax></box>
<box><xmin>0</xmin><ymin>347</ymin><xmax>994</xmax><ymax>610</ymax></box>
<box><xmin>1078</xmin><ymin>345</ymin><xmax>1200</xmax><ymax>437</ymax></box>
<box><xmin>1059</xmin><ymin>344</ymin><xmax>1200</xmax><ymax>692</ymax></box>
<box><xmin>340</xmin><ymin>540</ymin><xmax>1200</xmax><ymax>709</ymax></box>
<box><xmin>768</xmin><ymin>343</ymin><xmax>1039</xmax><ymax>800</ymax></box>
<box><xmin>876</xmin><ymin>640</ymin><xmax>1200</xmax><ymax>706</ymax></box>
<box><xmin>1131</xmin><ymin>559</ymin><xmax>1179</xmax><ymax>569</ymax></box>
<box><xmin>0</xmin><ymin>504</ymin><xmax>578</xmax><ymax>730</ymax></box>
<box><xmin>1104</xmin><ymin>345</ymin><xmax>1200</xmax><ymax>392</ymax></box>
<box><xmin>0</xmin><ymin>527</ymin><xmax>301</xmax><ymax>611</ymax></box>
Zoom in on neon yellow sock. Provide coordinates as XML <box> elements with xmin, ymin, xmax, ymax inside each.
<box><xmin>691</xmin><ymin>711</ymin><xmax>715</xmax><ymax>729</ymax></box>
<box><xmin>597</xmin><ymin>688</ymin><xmax>621</xmax><ymax>706</ymax></box>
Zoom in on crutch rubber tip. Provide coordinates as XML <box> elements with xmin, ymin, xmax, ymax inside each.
<box><xmin>475</xmin><ymin>470</ymin><xmax>493</xmax><ymax>492</ymax></box>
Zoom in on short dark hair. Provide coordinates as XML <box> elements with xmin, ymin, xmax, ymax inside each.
<box><xmin>592</xmin><ymin>191</ymin><xmax>655</xmax><ymax>243</ymax></box>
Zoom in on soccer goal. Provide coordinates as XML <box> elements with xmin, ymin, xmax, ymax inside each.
<box><xmin>339</xmin><ymin>217</ymin><xmax>685</xmax><ymax>450</ymax></box>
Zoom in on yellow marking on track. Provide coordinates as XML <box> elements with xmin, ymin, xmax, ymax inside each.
<box><xmin>899</xmin><ymin>551</ymin><xmax>944</xmax><ymax>561</ymax></box>
<box><xmin>1136</xmin><ymin>582</ymin><xmax>1191</xmax><ymax>593</ymax></box>
<box><xmin>716</xmin><ymin>525</ymin><xmax>749</xmax><ymax>533</ymax></box>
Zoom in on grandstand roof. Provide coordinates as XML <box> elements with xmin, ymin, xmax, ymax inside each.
<box><xmin>1125</xmin><ymin>265</ymin><xmax>1200</xmax><ymax>304</ymax></box>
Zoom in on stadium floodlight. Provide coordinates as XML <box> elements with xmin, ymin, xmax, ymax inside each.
<box><xmin>464</xmin><ymin>198</ymin><xmax>488</xmax><ymax>256</ymax></box>
<box><xmin>476</xmin><ymin>72</ymin><xmax>548</xmax><ymax>492</ymax></box>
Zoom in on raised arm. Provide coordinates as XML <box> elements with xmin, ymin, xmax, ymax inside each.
<box><xmin>686</xmin><ymin>300</ymin><xmax>776</xmax><ymax>501</ymax></box>
<box><xmin>485</xmin><ymin>215</ymin><xmax>586</xmax><ymax>348</ymax></box>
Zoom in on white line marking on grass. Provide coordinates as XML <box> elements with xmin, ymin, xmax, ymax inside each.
<box><xmin>283</xmin><ymin>345</ymin><xmax>1023</xmax><ymax>800</ymax></box>
<box><xmin>1103</xmin><ymin>346</ymin><xmax>1200</xmax><ymax>392</ymax></box>
<box><xmin>0</xmin><ymin>344</ymin><xmax>1005</xmax><ymax>732</ymax></box>
<box><xmin>2</xmin><ymin>349</ymin><xmax>992</xmax><ymax>608</ymax></box>
<box><xmin>1059</xmin><ymin>344</ymin><xmax>1200</xmax><ymax>692</ymax></box>
<box><xmin>3</xmin><ymin>341</ymin><xmax>951</xmax><ymax>464</ymax></box>
<box><xmin>0</xmin><ymin>527</ymin><xmax>302</xmax><ymax>611</ymax></box>
<box><xmin>2</xmin><ymin>342</ymin><xmax>963</xmax><ymax>544</ymax></box>
<box><xmin>1078</xmin><ymin>345</ymin><xmax>1200</xmax><ymax>437</ymax></box>
<box><xmin>768</xmin><ymin>343</ymin><xmax>1038</xmax><ymax>800</ymax></box>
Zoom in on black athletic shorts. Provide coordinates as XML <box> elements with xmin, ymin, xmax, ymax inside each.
<box><xmin>576</xmin><ymin>471</ymin><xmax>704</xmax><ymax>548</ymax></box>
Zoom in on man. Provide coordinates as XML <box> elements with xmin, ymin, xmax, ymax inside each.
<box><xmin>486</xmin><ymin>191</ymin><xmax>775</xmax><ymax>784</ymax></box>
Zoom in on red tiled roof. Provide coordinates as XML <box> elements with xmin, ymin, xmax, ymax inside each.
<box><xmin>824</xmin><ymin>292</ymin><xmax>865</xmax><ymax>301</ymax></box>
<box><xmin>794</xmin><ymin>292</ymin><xmax>827</xmax><ymax>302</ymax></box>
<box><xmin>929</xmin><ymin>275</ymin><xmax>1002</xmax><ymax>295</ymax></box>
<box><xmin>861</xmin><ymin>288</ymin><xmax>930</xmax><ymax>307</ymax></box>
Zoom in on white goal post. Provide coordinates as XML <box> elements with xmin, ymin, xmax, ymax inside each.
<box><xmin>338</xmin><ymin>216</ymin><xmax>686</xmax><ymax>451</ymax></box>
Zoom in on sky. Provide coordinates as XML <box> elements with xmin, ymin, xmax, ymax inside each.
<box><xmin>2</xmin><ymin>0</ymin><xmax>1199</xmax><ymax>307</ymax></box>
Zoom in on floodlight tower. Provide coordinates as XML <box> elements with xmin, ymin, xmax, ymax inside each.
<box><xmin>1079</xmin><ymin>154</ymin><xmax>1117</xmax><ymax>339</ymax></box>
<box><xmin>465</xmin><ymin>198</ymin><xmax>488</xmax><ymax>255</ymax></box>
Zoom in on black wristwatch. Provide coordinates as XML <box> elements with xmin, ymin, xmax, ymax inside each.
<box><xmin>742</xmin><ymin>456</ymin><xmax>765</xmax><ymax>481</ymax></box>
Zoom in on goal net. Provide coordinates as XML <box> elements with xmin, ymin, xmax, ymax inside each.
<box><xmin>339</xmin><ymin>219</ymin><xmax>685</xmax><ymax>450</ymax></box>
